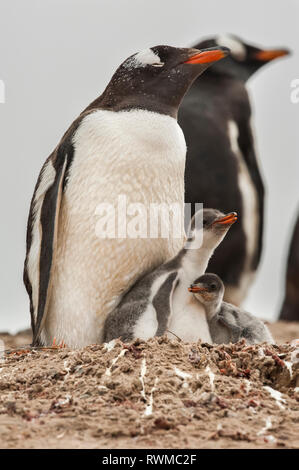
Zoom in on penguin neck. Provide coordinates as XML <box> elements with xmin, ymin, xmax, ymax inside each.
<box><xmin>83</xmin><ymin>67</ymin><xmax>202</xmax><ymax>120</ymax></box>
<box><xmin>204</xmin><ymin>299</ymin><xmax>222</xmax><ymax>321</ymax></box>
<box><xmin>84</xmin><ymin>88</ymin><xmax>183</xmax><ymax>120</ymax></box>
<box><xmin>181</xmin><ymin>246</ymin><xmax>214</xmax><ymax>284</ymax></box>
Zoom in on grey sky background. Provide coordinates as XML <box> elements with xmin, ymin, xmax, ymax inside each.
<box><xmin>0</xmin><ymin>0</ymin><xmax>298</xmax><ymax>332</ymax></box>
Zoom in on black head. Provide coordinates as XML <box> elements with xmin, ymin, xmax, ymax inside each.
<box><xmin>193</xmin><ymin>34</ymin><xmax>290</xmax><ymax>81</ymax></box>
<box><xmin>98</xmin><ymin>45</ymin><xmax>230</xmax><ymax>118</ymax></box>
<box><xmin>188</xmin><ymin>273</ymin><xmax>224</xmax><ymax>304</ymax></box>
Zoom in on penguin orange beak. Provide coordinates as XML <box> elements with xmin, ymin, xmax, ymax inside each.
<box><xmin>184</xmin><ymin>47</ymin><xmax>230</xmax><ymax>64</ymax></box>
<box><xmin>254</xmin><ymin>49</ymin><xmax>290</xmax><ymax>62</ymax></box>
<box><xmin>188</xmin><ymin>285</ymin><xmax>208</xmax><ymax>293</ymax></box>
<box><xmin>212</xmin><ymin>212</ymin><xmax>238</xmax><ymax>226</ymax></box>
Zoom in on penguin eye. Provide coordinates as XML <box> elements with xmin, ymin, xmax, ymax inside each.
<box><xmin>210</xmin><ymin>284</ymin><xmax>217</xmax><ymax>290</ymax></box>
<box><xmin>152</xmin><ymin>62</ymin><xmax>164</xmax><ymax>67</ymax></box>
<box><xmin>203</xmin><ymin>219</ymin><xmax>207</xmax><ymax>226</ymax></box>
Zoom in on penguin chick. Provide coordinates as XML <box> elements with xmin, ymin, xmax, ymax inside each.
<box><xmin>103</xmin><ymin>208</ymin><xmax>237</xmax><ymax>343</ymax></box>
<box><xmin>189</xmin><ymin>273</ymin><xmax>274</xmax><ymax>344</ymax></box>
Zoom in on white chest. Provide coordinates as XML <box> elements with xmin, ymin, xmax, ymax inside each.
<box><xmin>70</xmin><ymin>108</ymin><xmax>186</xmax><ymax>196</ymax></box>
<box><xmin>168</xmin><ymin>271</ymin><xmax>212</xmax><ymax>343</ymax></box>
<box><xmin>46</xmin><ymin>109</ymin><xmax>186</xmax><ymax>347</ymax></box>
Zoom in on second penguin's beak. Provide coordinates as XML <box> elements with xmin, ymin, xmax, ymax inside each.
<box><xmin>253</xmin><ymin>48</ymin><xmax>290</xmax><ymax>62</ymax></box>
<box><xmin>188</xmin><ymin>284</ymin><xmax>208</xmax><ymax>293</ymax></box>
<box><xmin>184</xmin><ymin>46</ymin><xmax>230</xmax><ymax>64</ymax></box>
<box><xmin>212</xmin><ymin>212</ymin><xmax>238</xmax><ymax>226</ymax></box>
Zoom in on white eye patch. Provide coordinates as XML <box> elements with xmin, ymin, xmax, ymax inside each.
<box><xmin>216</xmin><ymin>34</ymin><xmax>246</xmax><ymax>60</ymax></box>
<box><xmin>124</xmin><ymin>48</ymin><xmax>164</xmax><ymax>69</ymax></box>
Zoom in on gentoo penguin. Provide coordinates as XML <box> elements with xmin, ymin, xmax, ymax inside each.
<box><xmin>179</xmin><ymin>34</ymin><xmax>290</xmax><ymax>306</ymax></box>
<box><xmin>103</xmin><ymin>209</ymin><xmax>237</xmax><ymax>343</ymax></box>
<box><xmin>280</xmin><ymin>212</ymin><xmax>299</xmax><ymax>321</ymax></box>
<box><xmin>24</xmin><ymin>45</ymin><xmax>229</xmax><ymax>348</ymax></box>
<box><xmin>189</xmin><ymin>273</ymin><xmax>274</xmax><ymax>344</ymax></box>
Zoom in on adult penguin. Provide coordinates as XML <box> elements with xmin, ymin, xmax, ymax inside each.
<box><xmin>280</xmin><ymin>212</ymin><xmax>299</xmax><ymax>321</ymax></box>
<box><xmin>24</xmin><ymin>44</ymin><xmax>229</xmax><ymax>347</ymax></box>
<box><xmin>179</xmin><ymin>34</ymin><xmax>289</xmax><ymax>305</ymax></box>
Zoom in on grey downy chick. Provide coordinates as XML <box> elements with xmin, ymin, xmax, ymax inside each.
<box><xmin>188</xmin><ymin>273</ymin><xmax>274</xmax><ymax>344</ymax></box>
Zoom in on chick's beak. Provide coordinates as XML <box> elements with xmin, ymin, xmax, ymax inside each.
<box><xmin>254</xmin><ymin>48</ymin><xmax>290</xmax><ymax>62</ymax></box>
<box><xmin>188</xmin><ymin>284</ymin><xmax>208</xmax><ymax>293</ymax></box>
<box><xmin>212</xmin><ymin>212</ymin><xmax>238</xmax><ymax>226</ymax></box>
<box><xmin>184</xmin><ymin>46</ymin><xmax>230</xmax><ymax>64</ymax></box>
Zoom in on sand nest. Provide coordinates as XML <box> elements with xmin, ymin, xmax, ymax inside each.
<box><xmin>1</xmin><ymin>325</ymin><xmax>299</xmax><ymax>449</ymax></box>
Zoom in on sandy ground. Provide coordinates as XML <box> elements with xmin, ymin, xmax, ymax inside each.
<box><xmin>0</xmin><ymin>321</ymin><xmax>299</xmax><ymax>449</ymax></box>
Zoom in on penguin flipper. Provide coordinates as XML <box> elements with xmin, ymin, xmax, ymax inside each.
<box><xmin>24</xmin><ymin>151</ymin><xmax>68</xmax><ymax>345</ymax></box>
<box><xmin>153</xmin><ymin>271</ymin><xmax>179</xmax><ymax>336</ymax></box>
<box><xmin>218</xmin><ymin>309</ymin><xmax>242</xmax><ymax>343</ymax></box>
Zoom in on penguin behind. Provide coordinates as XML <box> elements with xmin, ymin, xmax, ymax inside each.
<box><xmin>24</xmin><ymin>44</ymin><xmax>230</xmax><ymax>348</ymax></box>
<box><xmin>280</xmin><ymin>212</ymin><xmax>299</xmax><ymax>321</ymax></box>
<box><xmin>189</xmin><ymin>273</ymin><xmax>274</xmax><ymax>344</ymax></box>
<box><xmin>103</xmin><ymin>209</ymin><xmax>237</xmax><ymax>343</ymax></box>
<box><xmin>179</xmin><ymin>34</ymin><xmax>290</xmax><ymax>306</ymax></box>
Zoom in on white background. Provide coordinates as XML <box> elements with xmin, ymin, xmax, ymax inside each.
<box><xmin>0</xmin><ymin>0</ymin><xmax>298</xmax><ymax>332</ymax></box>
